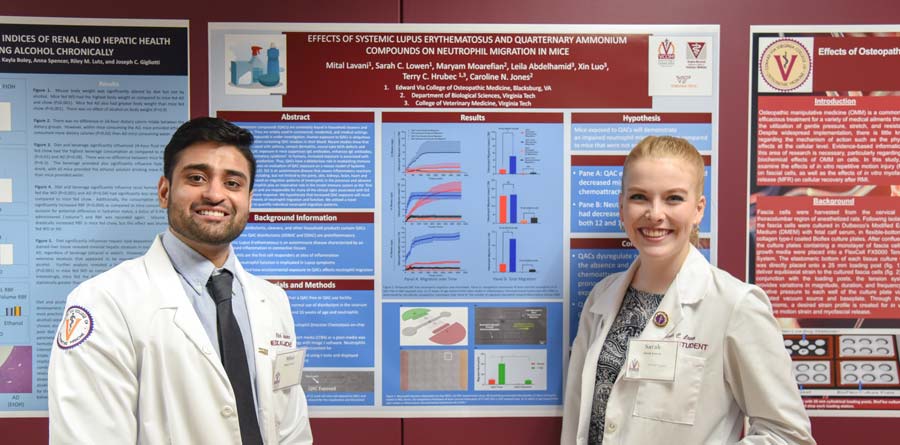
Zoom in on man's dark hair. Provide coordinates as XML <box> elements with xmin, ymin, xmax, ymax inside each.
<box><xmin>163</xmin><ymin>117</ymin><xmax>257</xmax><ymax>190</ymax></box>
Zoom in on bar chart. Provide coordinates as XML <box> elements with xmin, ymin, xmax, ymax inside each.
<box><xmin>475</xmin><ymin>349</ymin><xmax>547</xmax><ymax>391</ymax></box>
<box><xmin>489</xmin><ymin>180</ymin><xmax>540</xmax><ymax>225</ymax></box>
<box><xmin>487</xmin><ymin>129</ymin><xmax>542</xmax><ymax>176</ymax></box>
<box><xmin>488</xmin><ymin>229</ymin><xmax>540</xmax><ymax>274</ymax></box>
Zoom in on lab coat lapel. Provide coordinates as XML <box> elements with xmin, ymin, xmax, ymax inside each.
<box><xmin>143</xmin><ymin>236</ymin><xmax>228</xmax><ymax>379</ymax></box>
<box><xmin>580</xmin><ymin>258</ymin><xmax>639</xmax><ymax>420</ymax></box>
<box><xmin>234</xmin><ymin>259</ymin><xmax>276</xmax><ymax>439</ymax></box>
<box><xmin>588</xmin><ymin>258</ymin><xmax>639</xmax><ymax>343</ymax></box>
<box><xmin>641</xmin><ymin>246</ymin><xmax>709</xmax><ymax>340</ymax></box>
<box><xmin>643</xmin><ymin>289</ymin><xmax>682</xmax><ymax>340</ymax></box>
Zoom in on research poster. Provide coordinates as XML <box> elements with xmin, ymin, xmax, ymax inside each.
<box><xmin>210</xmin><ymin>23</ymin><xmax>719</xmax><ymax>416</ymax></box>
<box><xmin>0</xmin><ymin>17</ymin><xmax>188</xmax><ymax>415</ymax></box>
<box><xmin>749</xmin><ymin>26</ymin><xmax>900</xmax><ymax>416</ymax></box>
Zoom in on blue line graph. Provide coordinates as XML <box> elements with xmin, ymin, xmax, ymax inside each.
<box><xmin>405</xmin><ymin>191</ymin><xmax>462</xmax><ymax>210</ymax></box>
<box><xmin>404</xmin><ymin>232</ymin><xmax>460</xmax><ymax>263</ymax></box>
<box><xmin>406</xmin><ymin>141</ymin><xmax>461</xmax><ymax>171</ymax></box>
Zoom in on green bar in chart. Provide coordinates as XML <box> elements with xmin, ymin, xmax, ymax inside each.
<box><xmin>498</xmin><ymin>363</ymin><xmax>506</xmax><ymax>385</ymax></box>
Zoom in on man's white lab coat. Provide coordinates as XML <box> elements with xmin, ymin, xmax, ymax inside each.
<box><xmin>49</xmin><ymin>236</ymin><xmax>313</xmax><ymax>444</ymax></box>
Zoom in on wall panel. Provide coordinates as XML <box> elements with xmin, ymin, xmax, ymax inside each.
<box><xmin>2</xmin><ymin>0</ymin><xmax>898</xmax><ymax>442</ymax></box>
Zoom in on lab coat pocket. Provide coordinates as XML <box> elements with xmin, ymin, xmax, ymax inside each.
<box><xmin>632</xmin><ymin>354</ymin><xmax>705</xmax><ymax>425</ymax></box>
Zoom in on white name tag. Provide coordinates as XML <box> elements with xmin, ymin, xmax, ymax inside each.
<box><xmin>624</xmin><ymin>340</ymin><xmax>678</xmax><ymax>381</ymax></box>
<box><xmin>273</xmin><ymin>348</ymin><xmax>306</xmax><ymax>390</ymax></box>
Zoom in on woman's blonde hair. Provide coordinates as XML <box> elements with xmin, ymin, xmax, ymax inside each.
<box><xmin>622</xmin><ymin>135</ymin><xmax>706</xmax><ymax>245</ymax></box>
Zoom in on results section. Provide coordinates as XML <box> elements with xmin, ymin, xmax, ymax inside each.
<box><xmin>381</xmin><ymin>112</ymin><xmax>563</xmax><ymax>299</ymax></box>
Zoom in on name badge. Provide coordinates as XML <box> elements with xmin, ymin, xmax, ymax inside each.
<box><xmin>624</xmin><ymin>340</ymin><xmax>678</xmax><ymax>381</ymax></box>
<box><xmin>273</xmin><ymin>348</ymin><xmax>306</xmax><ymax>390</ymax></box>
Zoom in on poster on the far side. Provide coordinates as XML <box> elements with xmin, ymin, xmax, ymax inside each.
<box><xmin>749</xmin><ymin>26</ymin><xmax>900</xmax><ymax>416</ymax></box>
<box><xmin>0</xmin><ymin>16</ymin><xmax>188</xmax><ymax>416</ymax></box>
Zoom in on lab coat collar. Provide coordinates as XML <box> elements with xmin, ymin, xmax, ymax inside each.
<box><xmin>143</xmin><ymin>235</ymin><xmax>230</xmax><ymax>382</ymax></box>
<box><xmin>145</xmin><ymin>235</ymin><xmax>277</xmax><ymax>437</ymax></box>
<box><xmin>233</xmin><ymin>255</ymin><xmax>276</xmax><ymax>437</ymax></box>
<box><xmin>587</xmin><ymin>246</ymin><xmax>710</xmax><ymax>338</ymax></box>
<box><xmin>160</xmin><ymin>229</ymin><xmax>217</xmax><ymax>297</ymax></box>
<box><xmin>160</xmin><ymin>229</ymin><xmax>244</xmax><ymax>297</ymax></box>
<box><xmin>671</xmin><ymin>246</ymin><xmax>710</xmax><ymax>306</ymax></box>
<box><xmin>587</xmin><ymin>255</ymin><xmax>639</xmax><ymax>316</ymax></box>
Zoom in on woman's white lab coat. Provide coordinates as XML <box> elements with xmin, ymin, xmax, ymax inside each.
<box><xmin>561</xmin><ymin>247</ymin><xmax>814</xmax><ymax>444</ymax></box>
<box><xmin>49</xmin><ymin>237</ymin><xmax>313</xmax><ymax>444</ymax></box>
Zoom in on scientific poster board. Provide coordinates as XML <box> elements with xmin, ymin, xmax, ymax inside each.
<box><xmin>749</xmin><ymin>26</ymin><xmax>900</xmax><ymax>416</ymax></box>
<box><xmin>0</xmin><ymin>17</ymin><xmax>188</xmax><ymax>415</ymax></box>
<box><xmin>209</xmin><ymin>23</ymin><xmax>719</xmax><ymax>416</ymax></box>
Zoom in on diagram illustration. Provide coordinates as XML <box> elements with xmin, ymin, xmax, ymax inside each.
<box><xmin>400</xmin><ymin>307</ymin><xmax>468</xmax><ymax>346</ymax></box>
<box><xmin>224</xmin><ymin>34</ymin><xmax>287</xmax><ymax>95</ymax></box>
<box><xmin>786</xmin><ymin>333</ymin><xmax>900</xmax><ymax>392</ymax></box>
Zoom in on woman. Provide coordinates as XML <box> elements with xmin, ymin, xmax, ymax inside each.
<box><xmin>561</xmin><ymin>136</ymin><xmax>814</xmax><ymax>444</ymax></box>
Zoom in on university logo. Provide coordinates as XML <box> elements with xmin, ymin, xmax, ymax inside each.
<box><xmin>760</xmin><ymin>38</ymin><xmax>811</xmax><ymax>92</ymax></box>
<box><xmin>676</xmin><ymin>75</ymin><xmax>691</xmax><ymax>85</ymax></box>
<box><xmin>628</xmin><ymin>359</ymin><xmax>640</xmax><ymax>373</ymax></box>
<box><xmin>56</xmin><ymin>305</ymin><xmax>94</xmax><ymax>350</ymax></box>
<box><xmin>657</xmin><ymin>39</ymin><xmax>676</xmax><ymax>66</ymax></box>
<box><xmin>687</xmin><ymin>41</ymin><xmax>706</xmax><ymax>60</ymax></box>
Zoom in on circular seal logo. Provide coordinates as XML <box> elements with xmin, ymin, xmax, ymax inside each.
<box><xmin>56</xmin><ymin>305</ymin><xmax>94</xmax><ymax>350</ymax></box>
<box><xmin>760</xmin><ymin>38</ymin><xmax>811</xmax><ymax>91</ymax></box>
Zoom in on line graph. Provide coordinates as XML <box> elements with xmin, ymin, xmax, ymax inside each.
<box><xmin>405</xmin><ymin>139</ymin><xmax>462</xmax><ymax>174</ymax></box>
<box><xmin>403</xmin><ymin>231</ymin><xmax>461</xmax><ymax>272</ymax></box>
<box><xmin>404</xmin><ymin>180</ymin><xmax>462</xmax><ymax>222</ymax></box>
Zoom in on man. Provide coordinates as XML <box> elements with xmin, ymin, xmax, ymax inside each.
<box><xmin>49</xmin><ymin>117</ymin><xmax>313</xmax><ymax>444</ymax></box>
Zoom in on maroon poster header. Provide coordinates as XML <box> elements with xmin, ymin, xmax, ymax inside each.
<box><xmin>572</xmin><ymin>155</ymin><xmax>710</xmax><ymax>166</ymax></box>
<box><xmin>382</xmin><ymin>112</ymin><xmax>562</xmax><ymax>123</ymax></box>
<box><xmin>814</xmin><ymin>36</ymin><xmax>900</xmax><ymax>92</ymax></box>
<box><xmin>570</xmin><ymin>237</ymin><xmax>710</xmax><ymax>249</ymax></box>
<box><xmin>284</xmin><ymin>32</ymin><xmax>651</xmax><ymax>109</ymax></box>
<box><xmin>249</xmin><ymin>212</ymin><xmax>374</xmax><ymax>223</ymax></box>
<box><xmin>572</xmin><ymin>113</ymin><xmax>712</xmax><ymax>124</ymax></box>
<box><xmin>270</xmin><ymin>279</ymin><xmax>375</xmax><ymax>291</ymax></box>
<box><xmin>218</xmin><ymin>111</ymin><xmax>374</xmax><ymax>123</ymax></box>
